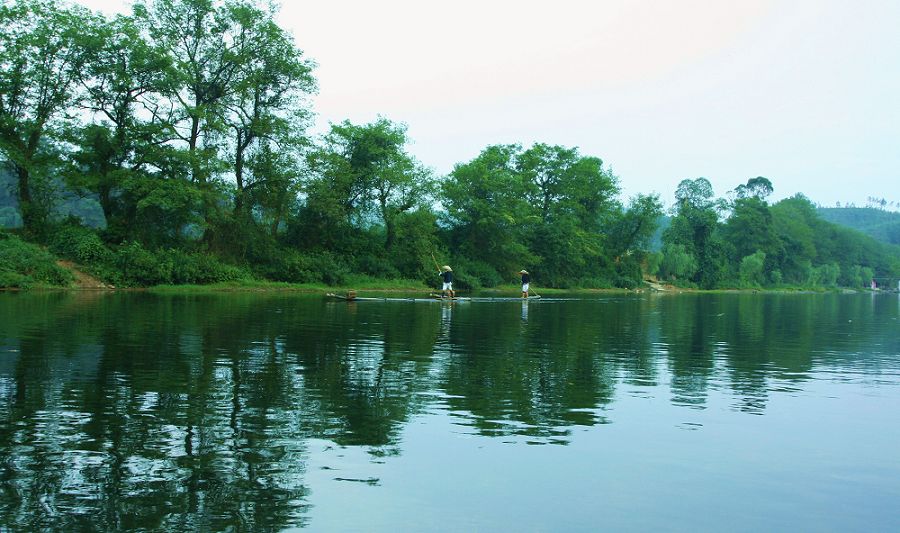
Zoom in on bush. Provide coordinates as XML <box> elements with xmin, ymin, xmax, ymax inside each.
<box><xmin>613</xmin><ymin>275</ymin><xmax>637</xmax><ymax>289</ymax></box>
<box><xmin>114</xmin><ymin>243</ymin><xmax>251</xmax><ymax>286</ymax></box>
<box><xmin>255</xmin><ymin>250</ymin><xmax>349</xmax><ymax>285</ymax></box>
<box><xmin>354</xmin><ymin>253</ymin><xmax>401</xmax><ymax>280</ymax></box>
<box><xmin>769</xmin><ymin>270</ymin><xmax>783</xmax><ymax>285</ymax></box>
<box><xmin>49</xmin><ymin>224</ymin><xmax>114</xmax><ymax>264</ymax></box>
<box><xmin>808</xmin><ymin>262</ymin><xmax>840</xmax><ymax>288</ymax></box>
<box><xmin>116</xmin><ymin>241</ymin><xmax>170</xmax><ymax>285</ymax></box>
<box><xmin>0</xmin><ymin>231</ymin><xmax>73</xmax><ymax>288</ymax></box>
<box><xmin>614</xmin><ymin>259</ymin><xmax>643</xmax><ymax>288</ymax></box>
<box><xmin>0</xmin><ymin>270</ymin><xmax>29</xmax><ymax>289</ymax></box>
<box><xmin>659</xmin><ymin>244</ymin><xmax>697</xmax><ymax>281</ymax></box>
<box><xmin>164</xmin><ymin>249</ymin><xmax>249</xmax><ymax>285</ymax></box>
<box><xmin>575</xmin><ymin>277</ymin><xmax>615</xmax><ymax>289</ymax></box>
<box><xmin>739</xmin><ymin>251</ymin><xmax>766</xmax><ymax>287</ymax></box>
<box><xmin>450</xmin><ymin>258</ymin><xmax>502</xmax><ymax>290</ymax></box>
<box><xmin>645</xmin><ymin>251</ymin><xmax>663</xmax><ymax>278</ymax></box>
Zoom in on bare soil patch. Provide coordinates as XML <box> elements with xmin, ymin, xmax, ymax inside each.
<box><xmin>56</xmin><ymin>260</ymin><xmax>114</xmax><ymax>289</ymax></box>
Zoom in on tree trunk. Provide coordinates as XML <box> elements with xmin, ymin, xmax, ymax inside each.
<box><xmin>99</xmin><ymin>183</ymin><xmax>115</xmax><ymax>225</ymax></box>
<box><xmin>384</xmin><ymin>210</ymin><xmax>396</xmax><ymax>250</ymax></box>
<box><xmin>234</xmin><ymin>159</ymin><xmax>245</xmax><ymax>217</ymax></box>
<box><xmin>15</xmin><ymin>164</ymin><xmax>36</xmax><ymax>231</ymax></box>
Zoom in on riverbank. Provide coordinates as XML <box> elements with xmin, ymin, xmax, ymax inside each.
<box><xmin>2</xmin><ymin>231</ymin><xmax>891</xmax><ymax>294</ymax></box>
<box><xmin>5</xmin><ymin>277</ymin><xmax>886</xmax><ymax>296</ymax></box>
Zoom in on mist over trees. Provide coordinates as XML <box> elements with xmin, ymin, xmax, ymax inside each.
<box><xmin>1</xmin><ymin>0</ymin><xmax>898</xmax><ymax>289</ymax></box>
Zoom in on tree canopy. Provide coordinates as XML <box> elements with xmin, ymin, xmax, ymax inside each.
<box><xmin>1</xmin><ymin>0</ymin><xmax>897</xmax><ymax>290</ymax></box>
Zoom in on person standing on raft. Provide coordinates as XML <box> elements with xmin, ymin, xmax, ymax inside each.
<box><xmin>439</xmin><ymin>266</ymin><xmax>455</xmax><ymax>299</ymax></box>
<box><xmin>519</xmin><ymin>270</ymin><xmax>530</xmax><ymax>298</ymax></box>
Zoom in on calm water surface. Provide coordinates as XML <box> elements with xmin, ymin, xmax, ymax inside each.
<box><xmin>0</xmin><ymin>292</ymin><xmax>898</xmax><ymax>531</ymax></box>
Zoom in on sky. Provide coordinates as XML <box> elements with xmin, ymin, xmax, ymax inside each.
<box><xmin>76</xmin><ymin>0</ymin><xmax>900</xmax><ymax>208</ymax></box>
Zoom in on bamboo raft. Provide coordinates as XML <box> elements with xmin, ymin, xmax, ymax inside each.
<box><xmin>326</xmin><ymin>292</ymin><xmax>546</xmax><ymax>302</ymax></box>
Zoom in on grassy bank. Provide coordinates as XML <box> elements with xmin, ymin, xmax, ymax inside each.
<box><xmin>1</xmin><ymin>228</ymin><xmax>887</xmax><ymax>294</ymax></box>
<box><xmin>0</xmin><ymin>232</ymin><xmax>73</xmax><ymax>289</ymax></box>
<box><xmin>147</xmin><ymin>276</ymin><xmax>430</xmax><ymax>294</ymax></box>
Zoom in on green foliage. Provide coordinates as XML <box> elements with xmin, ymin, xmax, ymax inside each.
<box><xmin>301</xmin><ymin>118</ymin><xmax>433</xmax><ymax>255</ymax></box>
<box><xmin>116</xmin><ymin>243</ymin><xmax>250</xmax><ymax>286</ymax></box>
<box><xmin>442</xmin><ymin>144</ymin><xmax>533</xmax><ymax>277</ymax></box>
<box><xmin>645</xmin><ymin>251</ymin><xmax>663</xmax><ymax>278</ymax></box>
<box><xmin>43</xmin><ymin>222</ymin><xmax>250</xmax><ymax>287</ymax></box>
<box><xmin>724</xmin><ymin>197</ymin><xmax>778</xmax><ymax>263</ymax></box>
<box><xmin>769</xmin><ymin>270</ymin><xmax>783</xmax><ymax>285</ymax></box>
<box><xmin>0</xmin><ymin>0</ymin><xmax>92</xmax><ymax>232</ymax></box>
<box><xmin>664</xmin><ymin>178</ymin><xmax>727</xmax><ymax>288</ymax></box>
<box><xmin>0</xmin><ymin>230</ymin><xmax>73</xmax><ymax>287</ymax></box>
<box><xmin>733</xmin><ymin>176</ymin><xmax>773</xmax><ymax>200</ymax></box>
<box><xmin>739</xmin><ymin>251</ymin><xmax>767</xmax><ymax>287</ymax></box>
<box><xmin>254</xmin><ymin>250</ymin><xmax>349</xmax><ymax>286</ymax></box>
<box><xmin>449</xmin><ymin>258</ymin><xmax>504</xmax><ymax>290</ymax></box>
<box><xmin>818</xmin><ymin>207</ymin><xmax>900</xmax><ymax>246</ymax></box>
<box><xmin>386</xmin><ymin>208</ymin><xmax>441</xmax><ymax>281</ymax></box>
<box><xmin>443</xmin><ymin>143</ymin><xmax>626</xmax><ymax>288</ymax></box>
<box><xmin>49</xmin><ymin>223</ymin><xmax>114</xmax><ymax>265</ymax></box>
<box><xmin>808</xmin><ymin>263</ymin><xmax>840</xmax><ymax>288</ymax></box>
<box><xmin>0</xmin><ymin>206</ymin><xmax>22</xmax><ymax>227</ymax></box>
<box><xmin>659</xmin><ymin>243</ymin><xmax>697</xmax><ymax>280</ymax></box>
<box><xmin>1</xmin><ymin>2</ymin><xmax>896</xmax><ymax>292</ymax></box>
<box><xmin>841</xmin><ymin>265</ymin><xmax>875</xmax><ymax>288</ymax></box>
<box><xmin>605</xmin><ymin>194</ymin><xmax>664</xmax><ymax>259</ymax></box>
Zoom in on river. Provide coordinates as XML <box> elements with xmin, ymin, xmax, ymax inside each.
<box><xmin>0</xmin><ymin>292</ymin><xmax>898</xmax><ymax>531</ymax></box>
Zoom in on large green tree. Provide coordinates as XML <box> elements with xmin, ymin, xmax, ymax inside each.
<box><xmin>518</xmin><ymin>144</ymin><xmax>619</xmax><ymax>286</ymax></box>
<box><xmin>299</xmin><ymin>118</ymin><xmax>433</xmax><ymax>261</ymax></box>
<box><xmin>443</xmin><ymin>143</ymin><xmax>621</xmax><ymax>287</ymax></box>
<box><xmin>770</xmin><ymin>194</ymin><xmax>819</xmax><ymax>283</ymax></box>
<box><xmin>663</xmin><ymin>177</ymin><xmax>727</xmax><ymax>288</ymax></box>
<box><xmin>603</xmin><ymin>193</ymin><xmax>663</xmax><ymax>285</ymax></box>
<box><xmin>220</xmin><ymin>1</ymin><xmax>315</xmax><ymax>221</ymax></box>
<box><xmin>133</xmin><ymin>0</ymin><xmax>244</xmax><ymax>238</ymax></box>
<box><xmin>0</xmin><ymin>0</ymin><xmax>91</xmax><ymax>232</ymax></box>
<box><xmin>442</xmin><ymin>144</ymin><xmax>533</xmax><ymax>277</ymax></box>
<box><xmin>723</xmin><ymin>177</ymin><xmax>779</xmax><ymax>280</ymax></box>
<box><xmin>71</xmin><ymin>12</ymin><xmax>175</xmax><ymax>241</ymax></box>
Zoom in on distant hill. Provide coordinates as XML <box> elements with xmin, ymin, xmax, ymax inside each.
<box><xmin>0</xmin><ymin>168</ymin><xmax>21</xmax><ymax>227</ymax></box>
<box><xmin>817</xmin><ymin>207</ymin><xmax>900</xmax><ymax>246</ymax></box>
<box><xmin>649</xmin><ymin>215</ymin><xmax>670</xmax><ymax>252</ymax></box>
<box><xmin>0</xmin><ymin>167</ymin><xmax>104</xmax><ymax>228</ymax></box>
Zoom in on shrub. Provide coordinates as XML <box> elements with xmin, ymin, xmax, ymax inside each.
<box><xmin>0</xmin><ymin>270</ymin><xmax>29</xmax><ymax>289</ymax></box>
<box><xmin>164</xmin><ymin>249</ymin><xmax>249</xmax><ymax>285</ymax></box>
<box><xmin>0</xmin><ymin>231</ymin><xmax>73</xmax><ymax>287</ymax></box>
<box><xmin>354</xmin><ymin>253</ymin><xmax>401</xmax><ymax>280</ymax></box>
<box><xmin>614</xmin><ymin>259</ymin><xmax>643</xmax><ymax>288</ymax></box>
<box><xmin>575</xmin><ymin>277</ymin><xmax>615</xmax><ymax>289</ymax></box>
<box><xmin>116</xmin><ymin>241</ymin><xmax>171</xmax><ymax>286</ymax></box>
<box><xmin>613</xmin><ymin>275</ymin><xmax>637</xmax><ymax>289</ymax></box>
<box><xmin>659</xmin><ymin>244</ymin><xmax>697</xmax><ymax>281</ymax></box>
<box><xmin>255</xmin><ymin>250</ymin><xmax>349</xmax><ymax>285</ymax></box>
<box><xmin>769</xmin><ymin>270</ymin><xmax>783</xmax><ymax>285</ymax></box>
<box><xmin>450</xmin><ymin>258</ymin><xmax>502</xmax><ymax>290</ymax></box>
<box><xmin>113</xmin><ymin>243</ymin><xmax>251</xmax><ymax>286</ymax></box>
<box><xmin>49</xmin><ymin>224</ymin><xmax>114</xmax><ymax>264</ymax></box>
<box><xmin>739</xmin><ymin>251</ymin><xmax>767</xmax><ymax>287</ymax></box>
<box><xmin>813</xmin><ymin>263</ymin><xmax>841</xmax><ymax>288</ymax></box>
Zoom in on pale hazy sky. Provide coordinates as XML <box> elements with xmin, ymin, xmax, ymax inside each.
<box><xmin>77</xmin><ymin>0</ymin><xmax>900</xmax><ymax>207</ymax></box>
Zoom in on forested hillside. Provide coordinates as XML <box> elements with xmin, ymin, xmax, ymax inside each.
<box><xmin>818</xmin><ymin>208</ymin><xmax>900</xmax><ymax>246</ymax></box>
<box><xmin>656</xmin><ymin>178</ymin><xmax>900</xmax><ymax>289</ymax></box>
<box><xmin>1</xmin><ymin>0</ymin><xmax>898</xmax><ymax>290</ymax></box>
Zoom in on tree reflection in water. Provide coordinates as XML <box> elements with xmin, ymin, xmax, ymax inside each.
<box><xmin>0</xmin><ymin>292</ymin><xmax>896</xmax><ymax>530</ymax></box>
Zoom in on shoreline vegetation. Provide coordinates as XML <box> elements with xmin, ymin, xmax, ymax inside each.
<box><xmin>2</xmin><ymin>1</ymin><xmax>899</xmax><ymax>293</ymax></box>
<box><xmin>0</xmin><ymin>241</ymin><xmax>891</xmax><ymax>296</ymax></box>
